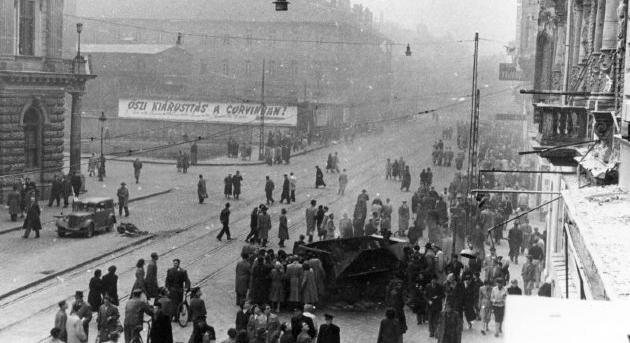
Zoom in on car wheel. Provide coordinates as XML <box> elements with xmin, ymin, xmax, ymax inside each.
<box><xmin>86</xmin><ymin>223</ymin><xmax>95</xmax><ymax>238</ymax></box>
<box><xmin>57</xmin><ymin>227</ymin><xmax>66</xmax><ymax>237</ymax></box>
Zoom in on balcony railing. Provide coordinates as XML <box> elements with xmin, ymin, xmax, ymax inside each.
<box><xmin>534</xmin><ymin>104</ymin><xmax>590</xmax><ymax>146</ymax></box>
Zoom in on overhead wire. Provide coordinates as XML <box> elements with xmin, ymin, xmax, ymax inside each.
<box><xmin>64</xmin><ymin>14</ymin><xmax>474</xmax><ymax>48</ymax></box>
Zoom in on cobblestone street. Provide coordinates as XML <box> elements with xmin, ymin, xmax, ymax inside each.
<box><xmin>0</xmin><ymin>119</ymin><xmax>495</xmax><ymax>342</ymax></box>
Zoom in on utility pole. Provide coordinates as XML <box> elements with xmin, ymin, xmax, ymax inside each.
<box><xmin>259</xmin><ymin>59</ymin><xmax>266</xmax><ymax>161</ymax></box>
<box><xmin>458</xmin><ymin>32</ymin><xmax>480</xmax><ymax>256</ymax></box>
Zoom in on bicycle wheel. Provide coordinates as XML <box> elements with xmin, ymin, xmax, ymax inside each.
<box><xmin>177</xmin><ymin>302</ymin><xmax>189</xmax><ymax>327</ymax></box>
<box><xmin>129</xmin><ymin>336</ymin><xmax>143</xmax><ymax>343</ymax></box>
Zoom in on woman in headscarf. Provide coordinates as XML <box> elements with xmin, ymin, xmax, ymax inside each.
<box><xmin>131</xmin><ymin>258</ymin><xmax>146</xmax><ymax>297</ymax></box>
<box><xmin>315</xmin><ymin>166</ymin><xmax>326</xmax><ymax>188</ymax></box>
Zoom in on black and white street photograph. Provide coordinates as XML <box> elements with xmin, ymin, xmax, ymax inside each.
<box><xmin>1</xmin><ymin>0</ymin><xmax>629</xmax><ymax>342</ymax></box>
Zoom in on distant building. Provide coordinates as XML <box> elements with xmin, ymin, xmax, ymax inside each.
<box><xmin>63</xmin><ymin>0</ymin><xmax>393</xmax><ymax>133</ymax></box>
<box><xmin>0</xmin><ymin>0</ymin><xmax>92</xmax><ymax>198</ymax></box>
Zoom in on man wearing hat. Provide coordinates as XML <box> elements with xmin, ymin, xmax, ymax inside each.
<box><xmin>124</xmin><ymin>288</ymin><xmax>153</xmax><ymax>342</ymax></box>
<box><xmin>116</xmin><ymin>182</ymin><xmax>129</xmax><ymax>217</ymax></box>
<box><xmin>316</xmin><ymin>313</ymin><xmax>340</xmax><ymax>343</ymax></box>
<box><xmin>72</xmin><ymin>291</ymin><xmax>92</xmax><ymax>341</ymax></box>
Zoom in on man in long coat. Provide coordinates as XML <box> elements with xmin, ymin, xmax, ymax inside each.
<box><xmin>232</xmin><ymin>171</ymin><xmax>243</xmax><ymax>200</ymax></box>
<box><xmin>305</xmin><ymin>200</ymin><xmax>317</xmax><ymax>242</ymax></box>
<box><xmin>197</xmin><ymin>175</ymin><xmax>207</xmax><ymax>204</ymax></box>
<box><xmin>133</xmin><ymin>158</ymin><xmax>143</xmax><ymax>184</ymax></box>
<box><xmin>7</xmin><ymin>185</ymin><xmax>21</xmax><ymax>222</ymax></box>
<box><xmin>22</xmin><ymin>197</ymin><xmax>41</xmax><ymax>238</ymax></box>
<box><xmin>62</xmin><ymin>175</ymin><xmax>72</xmax><ymax>208</ymax></box>
<box><xmin>317</xmin><ymin>314</ymin><xmax>340</xmax><ymax>343</ymax></box>
<box><xmin>145</xmin><ymin>253</ymin><xmax>159</xmax><ymax>301</ymax></box>
<box><xmin>391</xmin><ymin>198</ymin><xmax>406</xmax><ymax>235</ymax></box>
<box><xmin>234</xmin><ymin>253</ymin><xmax>250</xmax><ymax>306</ymax></box>
<box><xmin>116</xmin><ymin>182</ymin><xmax>129</xmax><ymax>217</ymax></box>
<box><xmin>257</xmin><ymin>206</ymin><xmax>271</xmax><ymax>247</ymax></box>
<box><xmin>286</xmin><ymin>258</ymin><xmax>303</xmax><ymax>309</ymax></box>
<box><xmin>265</xmin><ymin>176</ymin><xmax>275</xmax><ymax>205</ymax></box>
<box><xmin>280</xmin><ymin>174</ymin><xmax>291</xmax><ymax>204</ymax></box>
<box><xmin>301</xmin><ymin>263</ymin><xmax>319</xmax><ymax>305</ymax></box>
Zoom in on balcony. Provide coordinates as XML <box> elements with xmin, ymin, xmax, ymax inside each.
<box><xmin>533</xmin><ymin>104</ymin><xmax>591</xmax><ymax>146</ymax></box>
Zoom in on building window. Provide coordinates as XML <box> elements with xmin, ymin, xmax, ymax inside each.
<box><xmin>23</xmin><ymin>108</ymin><xmax>41</xmax><ymax>169</ymax></box>
<box><xmin>222</xmin><ymin>60</ymin><xmax>229</xmax><ymax>75</ymax></box>
<box><xmin>200</xmin><ymin>62</ymin><xmax>207</xmax><ymax>74</ymax></box>
<box><xmin>223</xmin><ymin>35</ymin><xmax>230</xmax><ymax>45</ymax></box>
<box><xmin>246</xmin><ymin>32</ymin><xmax>252</xmax><ymax>47</ymax></box>
<box><xmin>18</xmin><ymin>0</ymin><xmax>36</xmax><ymax>56</ymax></box>
<box><xmin>244</xmin><ymin>60</ymin><xmax>252</xmax><ymax>75</ymax></box>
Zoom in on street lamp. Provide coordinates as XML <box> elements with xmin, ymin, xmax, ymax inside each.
<box><xmin>98</xmin><ymin>112</ymin><xmax>106</xmax><ymax>181</ymax></box>
<box><xmin>74</xmin><ymin>23</ymin><xmax>84</xmax><ymax>74</ymax></box>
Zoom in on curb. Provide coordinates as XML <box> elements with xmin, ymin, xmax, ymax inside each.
<box><xmin>0</xmin><ymin>234</ymin><xmax>155</xmax><ymax>302</ymax></box>
<box><xmin>105</xmin><ymin>144</ymin><xmax>329</xmax><ymax>167</ymax></box>
<box><xmin>0</xmin><ymin>188</ymin><xmax>174</xmax><ymax>236</ymax></box>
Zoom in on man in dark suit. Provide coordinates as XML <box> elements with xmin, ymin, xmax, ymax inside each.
<box><xmin>235</xmin><ymin>302</ymin><xmax>252</xmax><ymax>332</ymax></box>
<box><xmin>164</xmin><ymin>259</ymin><xmax>190</xmax><ymax>320</ymax></box>
<box><xmin>424</xmin><ymin>275</ymin><xmax>444</xmax><ymax>338</ymax></box>
<box><xmin>291</xmin><ymin>307</ymin><xmax>316</xmax><ymax>340</ymax></box>
<box><xmin>317</xmin><ymin>313</ymin><xmax>340</xmax><ymax>343</ymax></box>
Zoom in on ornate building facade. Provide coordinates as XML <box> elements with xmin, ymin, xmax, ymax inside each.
<box><xmin>0</xmin><ymin>0</ymin><xmax>92</xmax><ymax>197</ymax></box>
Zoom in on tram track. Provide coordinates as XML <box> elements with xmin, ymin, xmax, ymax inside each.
<box><xmin>0</xmin><ymin>122</ymin><xmax>445</xmax><ymax>340</ymax></box>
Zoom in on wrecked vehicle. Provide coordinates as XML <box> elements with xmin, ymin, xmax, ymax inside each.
<box><xmin>293</xmin><ymin>235</ymin><xmax>406</xmax><ymax>303</ymax></box>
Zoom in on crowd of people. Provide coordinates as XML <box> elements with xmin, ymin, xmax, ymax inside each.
<box><xmin>39</xmin><ymin>117</ymin><xmax>555</xmax><ymax>343</ymax></box>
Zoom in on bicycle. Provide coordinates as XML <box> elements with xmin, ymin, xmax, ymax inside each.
<box><xmin>130</xmin><ymin>317</ymin><xmax>152</xmax><ymax>343</ymax></box>
<box><xmin>177</xmin><ymin>289</ymin><xmax>191</xmax><ymax>327</ymax></box>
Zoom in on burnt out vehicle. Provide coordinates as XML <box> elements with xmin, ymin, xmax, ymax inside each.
<box><xmin>293</xmin><ymin>235</ymin><xmax>406</xmax><ymax>303</ymax></box>
<box><xmin>55</xmin><ymin>197</ymin><xmax>117</xmax><ymax>238</ymax></box>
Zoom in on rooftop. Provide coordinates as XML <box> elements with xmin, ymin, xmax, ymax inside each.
<box><xmin>82</xmin><ymin>44</ymin><xmax>178</xmax><ymax>55</ymax></box>
<box><xmin>562</xmin><ymin>181</ymin><xmax>630</xmax><ymax>299</ymax></box>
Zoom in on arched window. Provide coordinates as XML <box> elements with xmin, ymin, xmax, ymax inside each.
<box><xmin>23</xmin><ymin>107</ymin><xmax>42</xmax><ymax>169</ymax></box>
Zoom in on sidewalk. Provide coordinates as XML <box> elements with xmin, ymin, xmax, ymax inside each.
<box><xmin>88</xmin><ymin>142</ymin><xmax>328</xmax><ymax>166</ymax></box>
<box><xmin>0</xmin><ymin>168</ymin><xmax>173</xmax><ymax>236</ymax></box>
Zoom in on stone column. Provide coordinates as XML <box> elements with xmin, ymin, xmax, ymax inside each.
<box><xmin>579</xmin><ymin>1</ymin><xmax>592</xmax><ymax>62</ymax></box>
<box><xmin>602</xmin><ymin>0</ymin><xmax>621</xmax><ymax>50</ymax></box>
<box><xmin>594</xmin><ymin>0</ymin><xmax>607</xmax><ymax>52</ymax></box>
<box><xmin>596</xmin><ymin>0</ymin><xmax>621</xmax><ymax>111</ymax></box>
<box><xmin>69</xmin><ymin>91</ymin><xmax>83</xmax><ymax>174</ymax></box>
<box><xmin>572</xmin><ymin>2</ymin><xmax>584</xmax><ymax>66</ymax></box>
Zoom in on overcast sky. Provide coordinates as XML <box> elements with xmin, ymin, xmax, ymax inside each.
<box><xmin>359</xmin><ymin>0</ymin><xmax>517</xmax><ymax>45</ymax></box>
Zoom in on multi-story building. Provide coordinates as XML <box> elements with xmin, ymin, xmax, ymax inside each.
<box><xmin>515</xmin><ymin>0</ymin><xmax>630</xmax><ymax>302</ymax></box>
<box><xmin>0</xmin><ymin>0</ymin><xmax>93</xmax><ymax>198</ymax></box>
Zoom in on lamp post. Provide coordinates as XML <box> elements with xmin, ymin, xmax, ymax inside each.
<box><xmin>69</xmin><ymin>23</ymin><xmax>84</xmax><ymax>175</ymax></box>
<box><xmin>98</xmin><ymin>112</ymin><xmax>106</xmax><ymax>181</ymax></box>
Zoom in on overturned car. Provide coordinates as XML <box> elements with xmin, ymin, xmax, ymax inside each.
<box><xmin>293</xmin><ymin>235</ymin><xmax>406</xmax><ymax>303</ymax></box>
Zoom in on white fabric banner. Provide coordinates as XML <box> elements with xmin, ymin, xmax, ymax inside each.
<box><xmin>118</xmin><ymin>99</ymin><xmax>297</xmax><ymax>127</ymax></box>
